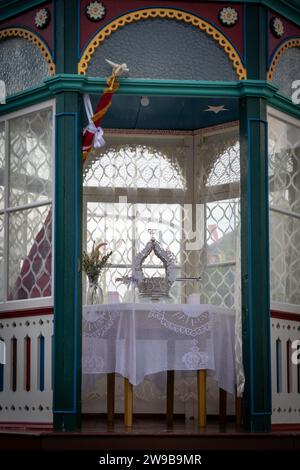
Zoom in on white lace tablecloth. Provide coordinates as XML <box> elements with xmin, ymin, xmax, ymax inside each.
<box><xmin>82</xmin><ymin>303</ymin><xmax>236</xmax><ymax>395</ymax></box>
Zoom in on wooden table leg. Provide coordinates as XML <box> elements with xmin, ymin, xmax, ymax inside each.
<box><xmin>166</xmin><ymin>370</ymin><xmax>174</xmax><ymax>428</ymax></box>
<box><xmin>124</xmin><ymin>378</ymin><xmax>133</xmax><ymax>428</ymax></box>
<box><xmin>219</xmin><ymin>388</ymin><xmax>227</xmax><ymax>426</ymax></box>
<box><xmin>107</xmin><ymin>373</ymin><xmax>115</xmax><ymax>426</ymax></box>
<box><xmin>235</xmin><ymin>389</ymin><xmax>242</xmax><ymax>428</ymax></box>
<box><xmin>197</xmin><ymin>370</ymin><xmax>206</xmax><ymax>428</ymax></box>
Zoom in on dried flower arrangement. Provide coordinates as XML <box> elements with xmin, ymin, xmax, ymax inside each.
<box><xmin>83</xmin><ymin>241</ymin><xmax>112</xmax><ymax>283</ymax></box>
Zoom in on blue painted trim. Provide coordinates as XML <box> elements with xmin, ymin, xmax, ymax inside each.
<box><xmin>276</xmin><ymin>339</ymin><xmax>282</xmax><ymax>393</ymax></box>
<box><xmin>78</xmin><ymin>6</ymin><xmax>246</xmax><ymax>70</ymax></box>
<box><xmin>52</xmin><ymin>0</ymin><xmax>56</xmax><ymax>64</ymax></box>
<box><xmin>76</xmin><ymin>0</ymin><xmax>81</xmax><ymax>61</ymax></box>
<box><xmin>268</xmin><ymin>35</ymin><xmax>300</xmax><ymax>68</ymax></box>
<box><xmin>39</xmin><ymin>335</ymin><xmax>45</xmax><ymax>392</ymax></box>
<box><xmin>53</xmin><ymin>111</ymin><xmax>78</xmax><ymax>415</ymax></box>
<box><xmin>0</xmin><ymin>24</ymin><xmax>55</xmax><ymax>61</ymax></box>
<box><xmin>52</xmin><ymin>111</ymin><xmax>58</xmax><ymax>413</ymax></box>
<box><xmin>265</xmin><ymin>118</ymin><xmax>272</xmax><ymax>414</ymax></box>
<box><xmin>51</xmin><ymin>333</ymin><xmax>54</xmax><ymax>391</ymax></box>
<box><xmin>73</xmin><ymin>111</ymin><xmax>79</xmax><ymax>414</ymax></box>
<box><xmin>247</xmin><ymin>117</ymin><xmax>272</xmax><ymax>417</ymax></box>
<box><xmin>0</xmin><ymin>0</ymin><xmax>48</xmax><ymax>21</ymax></box>
<box><xmin>265</xmin><ymin>6</ymin><xmax>269</xmax><ymax>78</ymax></box>
<box><xmin>244</xmin><ymin>3</ymin><xmax>248</xmax><ymax>69</ymax></box>
<box><xmin>0</xmin><ymin>363</ymin><xmax>3</xmax><ymax>392</ymax></box>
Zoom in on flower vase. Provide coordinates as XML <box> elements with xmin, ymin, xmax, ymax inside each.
<box><xmin>87</xmin><ymin>276</ymin><xmax>103</xmax><ymax>305</ymax></box>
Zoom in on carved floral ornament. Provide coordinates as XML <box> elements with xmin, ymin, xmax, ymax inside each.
<box><xmin>270</xmin><ymin>17</ymin><xmax>285</xmax><ymax>38</ymax></box>
<box><xmin>34</xmin><ymin>8</ymin><xmax>51</xmax><ymax>29</ymax></box>
<box><xmin>218</xmin><ymin>7</ymin><xmax>239</xmax><ymax>27</ymax></box>
<box><xmin>85</xmin><ymin>1</ymin><xmax>106</xmax><ymax>21</ymax></box>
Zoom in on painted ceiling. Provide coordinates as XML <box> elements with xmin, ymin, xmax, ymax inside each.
<box><xmin>88</xmin><ymin>95</ymin><xmax>239</xmax><ymax>131</ymax></box>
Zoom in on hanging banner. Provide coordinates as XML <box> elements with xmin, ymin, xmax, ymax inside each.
<box><xmin>82</xmin><ymin>60</ymin><xmax>129</xmax><ymax>161</ymax></box>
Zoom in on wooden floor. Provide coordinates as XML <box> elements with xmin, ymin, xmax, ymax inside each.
<box><xmin>0</xmin><ymin>416</ymin><xmax>300</xmax><ymax>451</ymax></box>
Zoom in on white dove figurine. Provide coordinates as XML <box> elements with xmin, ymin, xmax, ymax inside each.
<box><xmin>105</xmin><ymin>59</ymin><xmax>129</xmax><ymax>77</ymax></box>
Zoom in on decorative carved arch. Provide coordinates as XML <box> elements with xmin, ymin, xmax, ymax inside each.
<box><xmin>268</xmin><ymin>37</ymin><xmax>300</xmax><ymax>81</ymax></box>
<box><xmin>0</xmin><ymin>27</ymin><xmax>55</xmax><ymax>76</ymax></box>
<box><xmin>78</xmin><ymin>8</ymin><xmax>246</xmax><ymax>80</ymax></box>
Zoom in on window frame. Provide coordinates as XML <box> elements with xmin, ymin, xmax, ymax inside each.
<box><xmin>267</xmin><ymin>106</ymin><xmax>300</xmax><ymax>314</ymax></box>
<box><xmin>0</xmin><ymin>99</ymin><xmax>55</xmax><ymax>312</ymax></box>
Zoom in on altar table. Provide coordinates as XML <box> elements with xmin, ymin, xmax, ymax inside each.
<box><xmin>82</xmin><ymin>303</ymin><xmax>236</xmax><ymax>427</ymax></box>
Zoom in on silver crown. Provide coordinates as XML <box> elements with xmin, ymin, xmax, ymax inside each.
<box><xmin>117</xmin><ymin>236</ymin><xmax>177</xmax><ymax>301</ymax></box>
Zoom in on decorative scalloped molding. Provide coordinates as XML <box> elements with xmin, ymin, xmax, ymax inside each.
<box><xmin>268</xmin><ymin>38</ymin><xmax>300</xmax><ymax>81</ymax></box>
<box><xmin>78</xmin><ymin>8</ymin><xmax>247</xmax><ymax>80</ymax></box>
<box><xmin>0</xmin><ymin>27</ymin><xmax>55</xmax><ymax>76</ymax></box>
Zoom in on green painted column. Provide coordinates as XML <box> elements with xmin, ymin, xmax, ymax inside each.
<box><xmin>240</xmin><ymin>3</ymin><xmax>272</xmax><ymax>432</ymax></box>
<box><xmin>53</xmin><ymin>0</ymin><xmax>83</xmax><ymax>431</ymax></box>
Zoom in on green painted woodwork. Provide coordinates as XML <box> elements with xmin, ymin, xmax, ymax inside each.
<box><xmin>53</xmin><ymin>91</ymin><xmax>83</xmax><ymax>433</ymax></box>
<box><xmin>240</xmin><ymin>97</ymin><xmax>272</xmax><ymax>432</ymax></box>
<box><xmin>269</xmin><ymin>92</ymin><xmax>300</xmax><ymax>121</ymax></box>
<box><xmin>55</xmin><ymin>0</ymin><xmax>78</xmax><ymax>74</ymax></box>
<box><xmin>0</xmin><ymin>0</ymin><xmax>47</xmax><ymax>21</ymax></box>
<box><xmin>52</xmin><ymin>0</ymin><xmax>83</xmax><ymax>432</ymax></box>
<box><xmin>240</xmin><ymin>3</ymin><xmax>272</xmax><ymax>432</ymax></box>
<box><xmin>0</xmin><ymin>84</ymin><xmax>51</xmax><ymax>116</ymax></box>
<box><xmin>1</xmin><ymin>75</ymin><xmax>298</xmax><ymax>126</ymax></box>
<box><xmin>44</xmin><ymin>75</ymin><xmax>280</xmax><ymax>99</ymax></box>
<box><xmin>245</xmin><ymin>4</ymin><xmax>268</xmax><ymax>80</ymax></box>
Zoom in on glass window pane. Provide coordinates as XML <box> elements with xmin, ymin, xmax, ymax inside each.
<box><xmin>84</xmin><ymin>143</ymin><xmax>186</xmax><ymax>190</ymax></box>
<box><xmin>202</xmin><ymin>265</ymin><xmax>236</xmax><ymax>308</ymax></box>
<box><xmin>8</xmin><ymin>205</ymin><xmax>52</xmax><ymax>300</ymax></box>
<box><xmin>9</xmin><ymin>107</ymin><xmax>52</xmax><ymax>207</ymax></box>
<box><xmin>0</xmin><ymin>122</ymin><xmax>5</xmax><ymax>210</ymax></box>
<box><xmin>0</xmin><ymin>214</ymin><xmax>4</xmax><ymax>301</ymax></box>
<box><xmin>87</xmin><ymin>19</ymin><xmax>237</xmax><ymax>81</ymax></box>
<box><xmin>271</xmin><ymin>48</ymin><xmax>300</xmax><ymax>100</ymax></box>
<box><xmin>270</xmin><ymin>212</ymin><xmax>300</xmax><ymax>305</ymax></box>
<box><xmin>269</xmin><ymin>114</ymin><xmax>300</xmax><ymax>214</ymax></box>
<box><xmin>0</xmin><ymin>38</ymin><xmax>50</xmax><ymax>97</ymax></box>
<box><xmin>206</xmin><ymin>199</ymin><xmax>240</xmax><ymax>264</ymax></box>
<box><xmin>268</xmin><ymin>111</ymin><xmax>300</xmax><ymax>307</ymax></box>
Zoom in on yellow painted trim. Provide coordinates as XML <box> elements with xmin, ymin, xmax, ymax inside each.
<box><xmin>268</xmin><ymin>38</ymin><xmax>300</xmax><ymax>81</ymax></box>
<box><xmin>0</xmin><ymin>27</ymin><xmax>55</xmax><ymax>76</ymax></box>
<box><xmin>78</xmin><ymin>8</ymin><xmax>247</xmax><ymax>80</ymax></box>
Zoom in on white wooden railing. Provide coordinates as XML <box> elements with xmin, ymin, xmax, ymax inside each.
<box><xmin>0</xmin><ymin>311</ymin><xmax>53</xmax><ymax>423</ymax></box>
<box><xmin>271</xmin><ymin>312</ymin><xmax>300</xmax><ymax>425</ymax></box>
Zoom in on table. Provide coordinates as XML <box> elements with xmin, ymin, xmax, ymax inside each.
<box><xmin>82</xmin><ymin>303</ymin><xmax>236</xmax><ymax>427</ymax></box>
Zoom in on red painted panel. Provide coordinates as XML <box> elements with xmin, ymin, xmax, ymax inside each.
<box><xmin>272</xmin><ymin>423</ymin><xmax>300</xmax><ymax>431</ymax></box>
<box><xmin>268</xmin><ymin>10</ymin><xmax>300</xmax><ymax>64</ymax></box>
<box><xmin>0</xmin><ymin>307</ymin><xmax>53</xmax><ymax>320</ymax></box>
<box><xmin>271</xmin><ymin>310</ymin><xmax>300</xmax><ymax>322</ymax></box>
<box><xmin>0</xmin><ymin>1</ymin><xmax>53</xmax><ymax>53</ymax></box>
<box><xmin>11</xmin><ymin>337</ymin><xmax>17</xmax><ymax>392</ymax></box>
<box><xmin>80</xmin><ymin>0</ymin><xmax>244</xmax><ymax>61</ymax></box>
